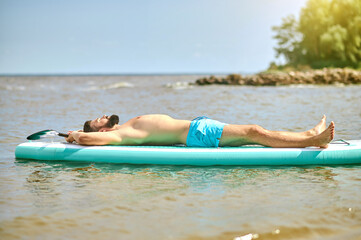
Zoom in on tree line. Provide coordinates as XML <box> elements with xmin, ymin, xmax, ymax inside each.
<box><xmin>272</xmin><ymin>0</ymin><xmax>361</xmax><ymax>69</ymax></box>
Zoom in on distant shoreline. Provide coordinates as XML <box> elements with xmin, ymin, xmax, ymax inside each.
<box><xmin>2</xmin><ymin>68</ymin><xmax>361</xmax><ymax>86</ymax></box>
<box><xmin>195</xmin><ymin>68</ymin><xmax>361</xmax><ymax>86</ymax></box>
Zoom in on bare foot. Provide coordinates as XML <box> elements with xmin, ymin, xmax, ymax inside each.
<box><xmin>307</xmin><ymin>115</ymin><xmax>327</xmax><ymax>136</ymax></box>
<box><xmin>315</xmin><ymin>121</ymin><xmax>335</xmax><ymax>148</ymax></box>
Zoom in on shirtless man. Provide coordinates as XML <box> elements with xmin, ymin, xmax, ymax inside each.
<box><xmin>65</xmin><ymin>114</ymin><xmax>335</xmax><ymax>148</ymax></box>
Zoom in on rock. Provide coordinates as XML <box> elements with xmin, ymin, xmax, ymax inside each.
<box><xmin>194</xmin><ymin>68</ymin><xmax>361</xmax><ymax>86</ymax></box>
<box><xmin>225</xmin><ymin>74</ymin><xmax>243</xmax><ymax>85</ymax></box>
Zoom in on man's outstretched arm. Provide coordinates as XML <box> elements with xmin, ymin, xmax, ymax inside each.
<box><xmin>66</xmin><ymin>131</ymin><xmax>122</xmax><ymax>145</ymax></box>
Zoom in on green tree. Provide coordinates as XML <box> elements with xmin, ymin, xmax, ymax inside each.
<box><xmin>272</xmin><ymin>15</ymin><xmax>303</xmax><ymax>65</ymax></box>
<box><xmin>299</xmin><ymin>0</ymin><xmax>332</xmax><ymax>61</ymax></box>
<box><xmin>320</xmin><ymin>25</ymin><xmax>347</xmax><ymax>60</ymax></box>
<box><xmin>272</xmin><ymin>0</ymin><xmax>361</xmax><ymax>68</ymax></box>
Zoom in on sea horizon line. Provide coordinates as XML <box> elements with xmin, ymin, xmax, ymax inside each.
<box><xmin>0</xmin><ymin>71</ymin><xmax>255</xmax><ymax>77</ymax></box>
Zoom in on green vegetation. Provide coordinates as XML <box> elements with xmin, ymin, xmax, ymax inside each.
<box><xmin>271</xmin><ymin>0</ymin><xmax>361</xmax><ymax>70</ymax></box>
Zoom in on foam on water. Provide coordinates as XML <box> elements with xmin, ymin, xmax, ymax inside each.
<box><xmin>163</xmin><ymin>81</ymin><xmax>194</xmax><ymax>90</ymax></box>
<box><xmin>85</xmin><ymin>81</ymin><xmax>134</xmax><ymax>91</ymax></box>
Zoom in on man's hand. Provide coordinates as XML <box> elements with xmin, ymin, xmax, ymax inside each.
<box><xmin>65</xmin><ymin>131</ymin><xmax>75</xmax><ymax>143</ymax></box>
<box><xmin>65</xmin><ymin>130</ymin><xmax>83</xmax><ymax>143</ymax></box>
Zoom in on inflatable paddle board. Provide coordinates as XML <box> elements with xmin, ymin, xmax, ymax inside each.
<box><xmin>15</xmin><ymin>140</ymin><xmax>361</xmax><ymax>166</ymax></box>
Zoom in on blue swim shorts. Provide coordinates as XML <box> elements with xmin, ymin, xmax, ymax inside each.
<box><xmin>186</xmin><ymin>116</ymin><xmax>227</xmax><ymax>147</ymax></box>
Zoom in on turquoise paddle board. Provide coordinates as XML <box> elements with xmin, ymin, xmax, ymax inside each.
<box><xmin>15</xmin><ymin>140</ymin><xmax>361</xmax><ymax>166</ymax></box>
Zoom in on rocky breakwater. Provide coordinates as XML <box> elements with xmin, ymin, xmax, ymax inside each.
<box><xmin>195</xmin><ymin>68</ymin><xmax>361</xmax><ymax>86</ymax></box>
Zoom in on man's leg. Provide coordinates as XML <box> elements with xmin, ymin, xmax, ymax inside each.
<box><xmin>219</xmin><ymin>117</ymin><xmax>334</xmax><ymax>148</ymax></box>
<box><xmin>267</xmin><ymin>115</ymin><xmax>327</xmax><ymax>138</ymax></box>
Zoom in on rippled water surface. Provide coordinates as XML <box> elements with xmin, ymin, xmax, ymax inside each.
<box><xmin>1</xmin><ymin>75</ymin><xmax>361</xmax><ymax>240</ymax></box>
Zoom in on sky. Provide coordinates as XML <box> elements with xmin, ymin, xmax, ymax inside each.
<box><xmin>0</xmin><ymin>0</ymin><xmax>308</xmax><ymax>75</ymax></box>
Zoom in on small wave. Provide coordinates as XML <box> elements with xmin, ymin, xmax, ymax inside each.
<box><xmin>1</xmin><ymin>85</ymin><xmax>26</xmax><ymax>91</ymax></box>
<box><xmin>289</xmin><ymin>83</ymin><xmax>345</xmax><ymax>88</ymax></box>
<box><xmin>164</xmin><ymin>82</ymin><xmax>193</xmax><ymax>90</ymax></box>
<box><xmin>85</xmin><ymin>82</ymin><xmax>134</xmax><ymax>91</ymax></box>
<box><xmin>288</xmin><ymin>84</ymin><xmax>318</xmax><ymax>88</ymax></box>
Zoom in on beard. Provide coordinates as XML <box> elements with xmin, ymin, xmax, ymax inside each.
<box><xmin>105</xmin><ymin>114</ymin><xmax>119</xmax><ymax>128</ymax></box>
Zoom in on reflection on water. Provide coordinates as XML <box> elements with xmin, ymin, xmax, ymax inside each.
<box><xmin>2</xmin><ymin>159</ymin><xmax>360</xmax><ymax>240</ymax></box>
<box><xmin>1</xmin><ymin>76</ymin><xmax>361</xmax><ymax>239</ymax></box>
<box><xmin>5</xmin><ymin>160</ymin><xmax>360</xmax><ymax>238</ymax></box>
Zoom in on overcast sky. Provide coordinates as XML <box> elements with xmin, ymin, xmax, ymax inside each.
<box><xmin>0</xmin><ymin>0</ymin><xmax>307</xmax><ymax>75</ymax></box>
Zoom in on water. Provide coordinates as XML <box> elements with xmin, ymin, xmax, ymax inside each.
<box><xmin>1</xmin><ymin>75</ymin><xmax>361</xmax><ymax>240</ymax></box>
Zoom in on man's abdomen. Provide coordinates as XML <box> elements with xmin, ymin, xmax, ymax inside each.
<box><xmin>125</xmin><ymin>115</ymin><xmax>190</xmax><ymax>145</ymax></box>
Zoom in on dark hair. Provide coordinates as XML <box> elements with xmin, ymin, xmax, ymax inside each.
<box><xmin>83</xmin><ymin>115</ymin><xmax>119</xmax><ymax>132</ymax></box>
<box><xmin>83</xmin><ymin>120</ymin><xmax>95</xmax><ymax>132</ymax></box>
